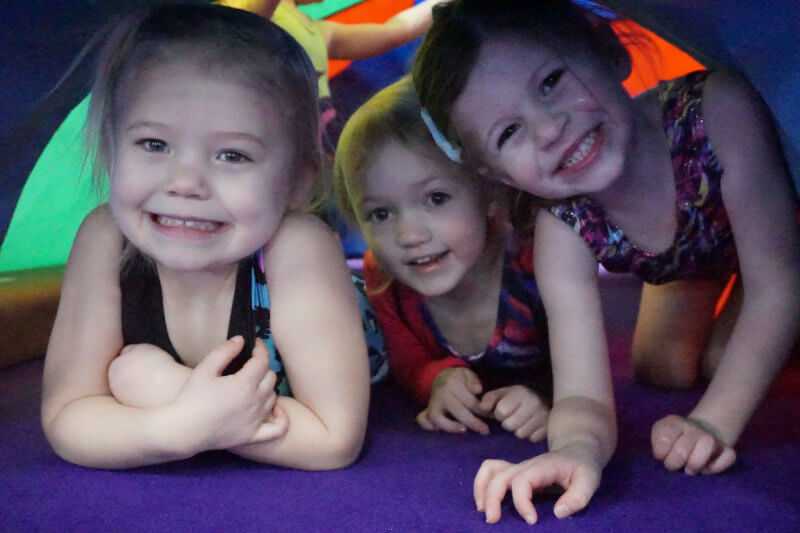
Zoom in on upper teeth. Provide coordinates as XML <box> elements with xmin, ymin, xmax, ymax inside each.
<box><xmin>563</xmin><ymin>130</ymin><xmax>597</xmax><ymax>169</ymax></box>
<box><xmin>410</xmin><ymin>255</ymin><xmax>438</xmax><ymax>265</ymax></box>
<box><xmin>157</xmin><ymin>215</ymin><xmax>220</xmax><ymax>231</ymax></box>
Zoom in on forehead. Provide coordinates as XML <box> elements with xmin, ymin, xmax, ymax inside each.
<box><xmin>362</xmin><ymin>139</ymin><xmax>473</xmax><ymax>197</ymax></box>
<box><xmin>120</xmin><ymin>61</ymin><xmax>282</xmax><ymax>129</ymax></box>
<box><xmin>452</xmin><ymin>37</ymin><xmax>559</xmax><ymax>142</ymax></box>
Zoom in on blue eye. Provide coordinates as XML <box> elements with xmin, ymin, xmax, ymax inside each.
<box><xmin>137</xmin><ymin>138</ymin><xmax>168</xmax><ymax>153</ymax></box>
<box><xmin>540</xmin><ymin>68</ymin><xmax>564</xmax><ymax>96</ymax></box>
<box><xmin>366</xmin><ymin>207</ymin><xmax>391</xmax><ymax>223</ymax></box>
<box><xmin>497</xmin><ymin>124</ymin><xmax>519</xmax><ymax>150</ymax></box>
<box><xmin>428</xmin><ymin>191</ymin><xmax>451</xmax><ymax>206</ymax></box>
<box><xmin>218</xmin><ymin>150</ymin><xmax>252</xmax><ymax>163</ymax></box>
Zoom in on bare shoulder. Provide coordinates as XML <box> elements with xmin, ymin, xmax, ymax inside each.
<box><xmin>702</xmin><ymin>70</ymin><xmax>777</xmax><ymax>149</ymax></box>
<box><xmin>264</xmin><ymin>213</ymin><xmax>345</xmax><ymax>273</ymax></box>
<box><xmin>65</xmin><ymin>204</ymin><xmax>124</xmax><ymax>276</ymax></box>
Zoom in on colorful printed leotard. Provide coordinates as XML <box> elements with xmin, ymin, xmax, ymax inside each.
<box><xmin>549</xmin><ymin>71</ymin><xmax>738</xmax><ymax>284</ymax></box>
<box><xmin>121</xmin><ymin>252</ymin><xmax>387</xmax><ymax>396</ymax></box>
<box><xmin>364</xmin><ymin>236</ymin><xmax>549</xmax><ymax>405</ymax></box>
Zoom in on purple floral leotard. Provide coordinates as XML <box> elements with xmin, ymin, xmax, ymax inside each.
<box><xmin>549</xmin><ymin>71</ymin><xmax>738</xmax><ymax>284</ymax></box>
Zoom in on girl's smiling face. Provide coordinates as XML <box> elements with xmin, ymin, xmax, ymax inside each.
<box><xmin>451</xmin><ymin>36</ymin><xmax>636</xmax><ymax>201</ymax></box>
<box><xmin>110</xmin><ymin>61</ymin><xmax>305</xmax><ymax>274</ymax></box>
<box><xmin>359</xmin><ymin>140</ymin><xmax>490</xmax><ymax>297</ymax></box>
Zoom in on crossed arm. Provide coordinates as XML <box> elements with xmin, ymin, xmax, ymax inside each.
<box><xmin>42</xmin><ymin>209</ymin><xmax>369</xmax><ymax>470</ymax></box>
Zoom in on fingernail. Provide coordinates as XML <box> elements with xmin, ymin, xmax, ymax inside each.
<box><xmin>554</xmin><ymin>503</ymin><xmax>570</xmax><ymax>518</ymax></box>
<box><xmin>525</xmin><ymin>513</ymin><xmax>536</xmax><ymax>525</ymax></box>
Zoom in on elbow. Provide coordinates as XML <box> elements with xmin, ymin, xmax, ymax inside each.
<box><xmin>311</xmin><ymin>429</ymin><xmax>366</xmax><ymax>471</ymax></box>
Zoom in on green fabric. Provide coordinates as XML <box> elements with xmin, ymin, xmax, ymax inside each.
<box><xmin>0</xmin><ymin>97</ymin><xmax>105</xmax><ymax>272</ymax></box>
<box><xmin>298</xmin><ymin>0</ymin><xmax>362</xmax><ymax>19</ymax></box>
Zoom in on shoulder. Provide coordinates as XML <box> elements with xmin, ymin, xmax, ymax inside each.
<box><xmin>72</xmin><ymin>204</ymin><xmax>124</xmax><ymax>258</ymax></box>
<box><xmin>702</xmin><ymin>70</ymin><xmax>774</xmax><ymax>136</ymax></box>
<box><xmin>701</xmin><ymin>71</ymin><xmax>783</xmax><ymax>181</ymax></box>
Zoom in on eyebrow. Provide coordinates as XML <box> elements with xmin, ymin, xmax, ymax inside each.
<box><xmin>360</xmin><ymin>175</ymin><xmax>451</xmax><ymax>205</ymax></box>
<box><xmin>125</xmin><ymin>121</ymin><xmax>266</xmax><ymax>148</ymax></box>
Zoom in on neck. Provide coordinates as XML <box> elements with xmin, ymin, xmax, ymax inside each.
<box><xmin>426</xmin><ymin>232</ymin><xmax>506</xmax><ymax>312</ymax></box>
<box><xmin>156</xmin><ymin>261</ymin><xmax>240</xmax><ymax>303</ymax></box>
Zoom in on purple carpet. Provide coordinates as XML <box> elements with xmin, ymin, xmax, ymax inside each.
<box><xmin>3</xmin><ymin>274</ymin><xmax>799</xmax><ymax>532</ymax></box>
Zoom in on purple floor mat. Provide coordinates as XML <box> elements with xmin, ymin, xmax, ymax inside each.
<box><xmin>2</xmin><ymin>275</ymin><xmax>799</xmax><ymax>532</ymax></box>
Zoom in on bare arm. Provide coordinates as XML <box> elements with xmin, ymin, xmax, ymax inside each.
<box><xmin>229</xmin><ymin>214</ymin><xmax>370</xmax><ymax>469</ymax></box>
<box><xmin>689</xmin><ymin>71</ymin><xmax>800</xmax><ymax>445</ymax></box>
<box><xmin>41</xmin><ymin>206</ymin><xmax>194</xmax><ymax>468</ymax></box>
<box><xmin>535</xmin><ymin>212</ymin><xmax>617</xmax><ymax>466</ymax></box>
<box><xmin>320</xmin><ymin>0</ymin><xmax>447</xmax><ymax>60</ymax></box>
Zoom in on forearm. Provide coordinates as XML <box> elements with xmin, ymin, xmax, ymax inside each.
<box><xmin>229</xmin><ymin>396</ymin><xmax>366</xmax><ymax>470</ymax></box>
<box><xmin>691</xmin><ymin>288</ymin><xmax>800</xmax><ymax>444</ymax></box>
<box><xmin>42</xmin><ymin>396</ymin><xmax>194</xmax><ymax>469</ymax></box>
<box><xmin>547</xmin><ymin>396</ymin><xmax>617</xmax><ymax>469</ymax></box>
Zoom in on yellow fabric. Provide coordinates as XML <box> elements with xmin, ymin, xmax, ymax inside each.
<box><xmin>272</xmin><ymin>3</ymin><xmax>331</xmax><ymax>99</ymax></box>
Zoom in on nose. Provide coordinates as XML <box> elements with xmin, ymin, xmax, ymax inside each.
<box><xmin>394</xmin><ymin>212</ymin><xmax>431</xmax><ymax>248</ymax></box>
<box><xmin>525</xmin><ymin>103</ymin><xmax>567</xmax><ymax>149</ymax></box>
<box><xmin>165</xmin><ymin>158</ymin><xmax>210</xmax><ymax>200</ymax></box>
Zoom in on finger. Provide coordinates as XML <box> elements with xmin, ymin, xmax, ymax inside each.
<box><xmin>510</xmin><ymin>475</ymin><xmax>539</xmax><ymax>525</ymax></box>
<box><xmin>483</xmin><ymin>463</ymin><xmax>518</xmax><ymax>523</ymax></box>
<box><xmin>500</xmin><ymin>400</ymin><xmax>540</xmax><ymax>433</ymax></box>
<box><xmin>449</xmin><ymin>382</ymin><xmax>482</xmax><ymax>412</ymax></box>
<box><xmin>448</xmin><ymin>400</ymin><xmax>490</xmax><ymax>435</ymax></box>
<box><xmin>198</xmin><ymin>336</ymin><xmax>245</xmax><ymax>377</ymax></box>
<box><xmin>416</xmin><ymin>410</ymin><xmax>436</xmax><ymax>431</ymax></box>
<box><xmin>428</xmin><ymin>408</ymin><xmax>467</xmax><ymax>433</ymax></box>
<box><xmin>553</xmin><ymin>465</ymin><xmax>600</xmax><ymax>519</ymax></box>
<box><xmin>258</xmin><ymin>370</ymin><xmax>278</xmax><ymax>394</ymax></box>
<box><xmin>528</xmin><ymin>425</ymin><xmax>547</xmax><ymax>443</ymax></box>
<box><xmin>474</xmin><ymin>459</ymin><xmax>510</xmax><ymax>512</ymax></box>
<box><xmin>514</xmin><ymin>415</ymin><xmax>545</xmax><ymax>441</ymax></box>
<box><xmin>464</xmin><ymin>370</ymin><xmax>484</xmax><ymax>396</ymax></box>
<box><xmin>663</xmin><ymin>432</ymin><xmax>696</xmax><ymax>471</ymax></box>
<box><xmin>477</xmin><ymin>388</ymin><xmax>503</xmax><ymax>415</ymax></box>
<box><xmin>651</xmin><ymin>415</ymin><xmax>684</xmax><ymax>460</ymax></box>
<box><xmin>494</xmin><ymin>394</ymin><xmax>522</xmax><ymax>422</ymax></box>
<box><xmin>238</xmin><ymin>340</ymin><xmax>270</xmax><ymax>382</ymax></box>
<box><xmin>250</xmin><ymin>404</ymin><xmax>289</xmax><ymax>442</ymax></box>
<box><xmin>684</xmin><ymin>433</ymin><xmax>716</xmax><ymax>475</ymax></box>
<box><xmin>703</xmin><ymin>447</ymin><xmax>737</xmax><ymax>475</ymax></box>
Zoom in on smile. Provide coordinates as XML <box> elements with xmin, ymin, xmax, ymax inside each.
<box><xmin>151</xmin><ymin>213</ymin><xmax>225</xmax><ymax>233</ymax></box>
<box><xmin>406</xmin><ymin>251</ymin><xmax>449</xmax><ymax>268</ymax></box>
<box><xmin>558</xmin><ymin>127</ymin><xmax>602</xmax><ymax>172</ymax></box>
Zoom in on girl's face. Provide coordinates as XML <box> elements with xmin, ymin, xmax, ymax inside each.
<box><xmin>359</xmin><ymin>140</ymin><xmax>489</xmax><ymax>297</ymax></box>
<box><xmin>451</xmin><ymin>36</ymin><xmax>635</xmax><ymax>200</ymax></box>
<box><xmin>110</xmin><ymin>62</ymin><xmax>303</xmax><ymax>273</ymax></box>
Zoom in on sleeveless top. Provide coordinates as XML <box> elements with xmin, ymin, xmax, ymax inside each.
<box><xmin>549</xmin><ymin>71</ymin><xmax>738</xmax><ymax>284</ymax></box>
<box><xmin>121</xmin><ymin>253</ymin><xmax>291</xmax><ymax>394</ymax></box>
<box><xmin>422</xmin><ymin>238</ymin><xmax>549</xmax><ymax>370</ymax></box>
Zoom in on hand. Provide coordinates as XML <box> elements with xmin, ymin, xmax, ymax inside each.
<box><xmin>175</xmin><ymin>337</ymin><xmax>288</xmax><ymax>453</ymax></box>
<box><xmin>416</xmin><ymin>368</ymin><xmax>490</xmax><ymax>435</ymax></box>
<box><xmin>651</xmin><ymin>414</ymin><xmax>736</xmax><ymax>475</ymax></box>
<box><xmin>474</xmin><ymin>444</ymin><xmax>602</xmax><ymax>525</ymax></box>
<box><xmin>479</xmin><ymin>385</ymin><xmax>549</xmax><ymax>442</ymax></box>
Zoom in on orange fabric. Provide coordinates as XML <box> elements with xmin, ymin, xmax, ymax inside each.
<box><xmin>326</xmin><ymin>0</ymin><xmax>414</xmax><ymax>78</ymax></box>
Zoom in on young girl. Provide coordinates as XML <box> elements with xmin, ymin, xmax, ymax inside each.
<box><xmin>334</xmin><ymin>77</ymin><xmax>558</xmax><ymax>442</ymax></box>
<box><xmin>413</xmin><ymin>0</ymin><xmax>800</xmax><ymax>522</ymax></box>
<box><xmin>41</xmin><ymin>3</ymin><xmax>377</xmax><ymax>471</ymax></box>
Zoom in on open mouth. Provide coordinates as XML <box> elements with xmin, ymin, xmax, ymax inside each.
<box><xmin>557</xmin><ymin>126</ymin><xmax>602</xmax><ymax>172</ymax></box>
<box><xmin>151</xmin><ymin>213</ymin><xmax>225</xmax><ymax>233</ymax></box>
<box><xmin>405</xmin><ymin>251</ymin><xmax>449</xmax><ymax>268</ymax></box>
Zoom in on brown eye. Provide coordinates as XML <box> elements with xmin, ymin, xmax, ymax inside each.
<box><xmin>497</xmin><ymin>124</ymin><xmax>519</xmax><ymax>150</ymax></box>
<box><xmin>540</xmin><ymin>68</ymin><xmax>564</xmax><ymax>96</ymax></box>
